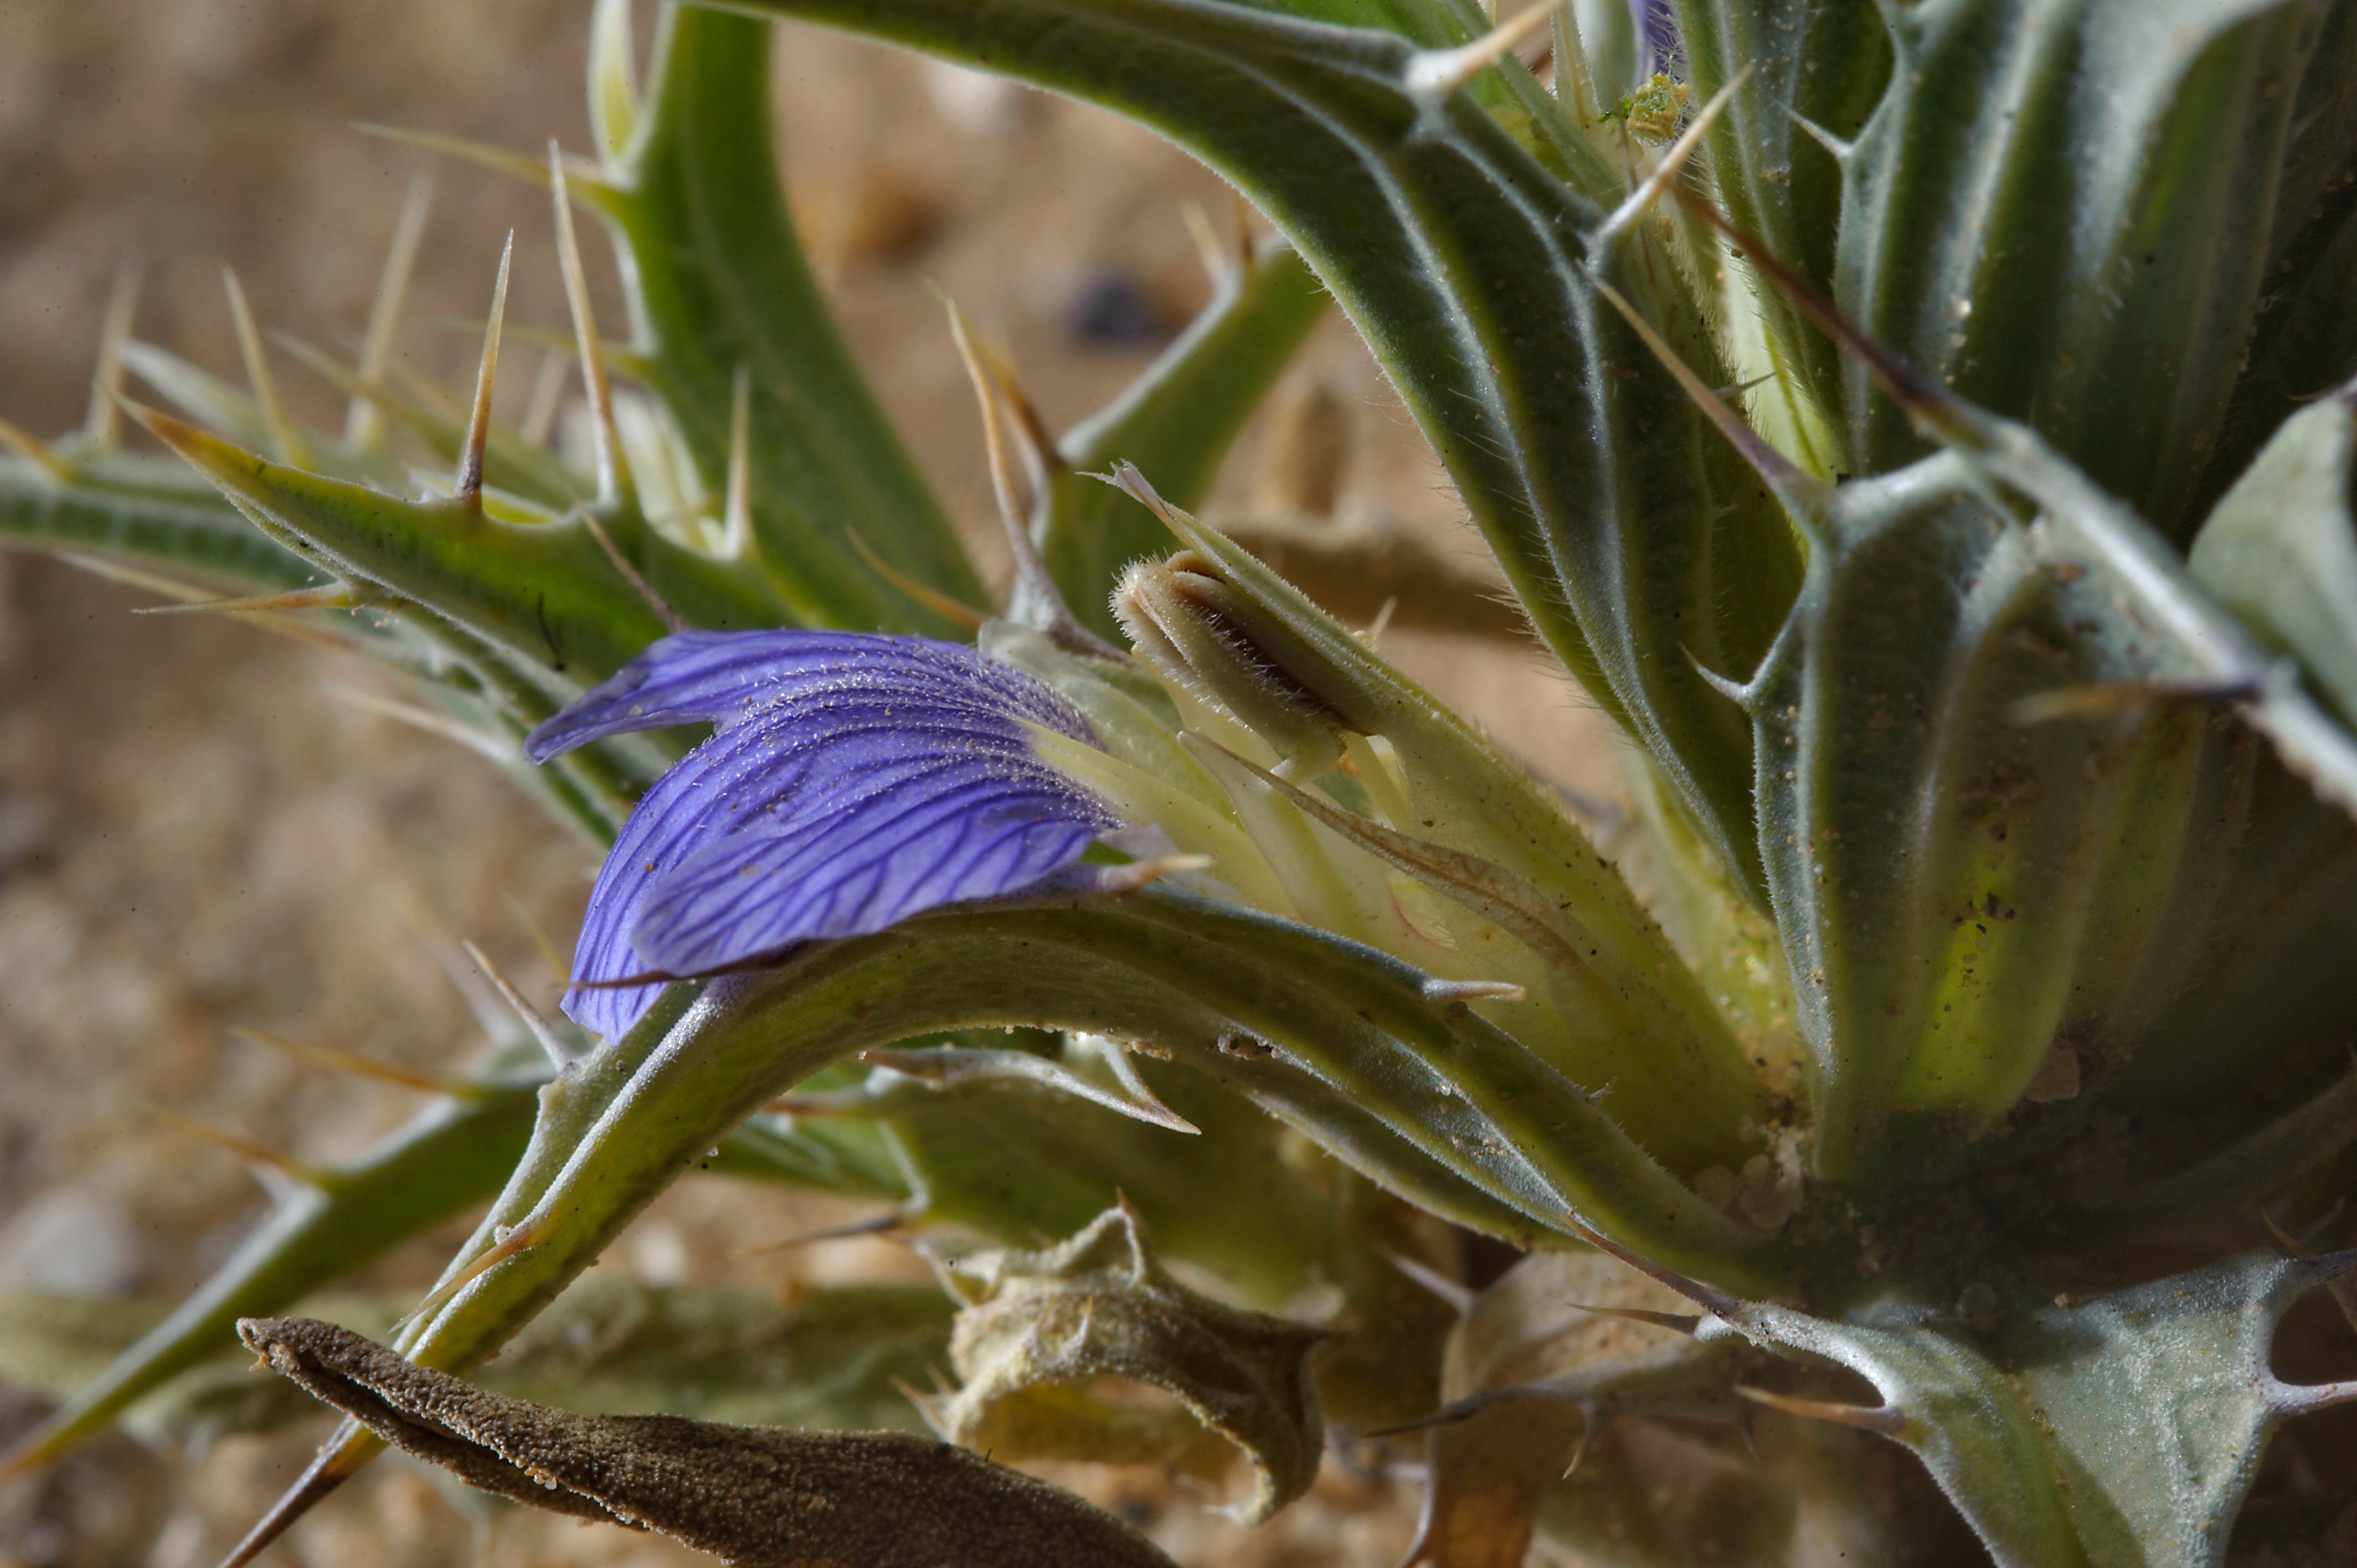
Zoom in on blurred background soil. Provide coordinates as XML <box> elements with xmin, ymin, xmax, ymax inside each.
<box><xmin>0</xmin><ymin>2</ymin><xmax>1617</xmax><ymax>1563</ymax></box>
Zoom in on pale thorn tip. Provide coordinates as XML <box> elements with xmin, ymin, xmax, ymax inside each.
<box><xmin>1403</xmin><ymin>0</ymin><xmax>1565</xmax><ymax>101</ymax></box>
<box><xmin>1593</xmin><ymin>276</ymin><xmax>1821</xmax><ymax>504</ymax></box>
<box><xmin>231</xmin><ymin>1024</ymin><xmax>480</xmax><ymax>1099</ymax></box>
<box><xmin>132</xmin><ymin>582</ymin><xmax>377</xmax><ymax>618</ymax></box>
<box><xmin>846</xmin><ymin>527</ymin><xmax>988</xmax><ymax>631</ymax></box>
<box><xmin>1565</xmin><ymin>1300</ymin><xmax>1704</xmax><ymax>1335</ymax></box>
<box><xmin>1732</xmin><ymin>1385</ymin><xmax>1911</xmax><ymax>1438</ymax></box>
<box><xmin>1686</xmin><ymin>646</ymin><xmax>1756</xmax><ymax>708</ymax></box>
<box><xmin>1180</xmin><ymin>200</ymin><xmax>1236</xmax><ymax>291</ymax></box>
<box><xmin>392</xmin><ymin>1211</ymin><xmax>547</xmax><ymax>1337</ymax></box>
<box><xmin>731</xmin><ymin>1210</ymin><xmax>908</xmax><ymax>1258</ymax></box>
<box><xmin>1381</xmin><ymin>1247</ymin><xmax>1476</xmax><ymax>1315</ymax></box>
<box><xmin>1421</xmin><ymin>977</ymin><xmax>1527</xmax><ymax>1003</ymax></box>
<box><xmin>455</xmin><ymin>232</ymin><xmax>514</xmax><ymax>507</ymax></box>
<box><xmin>550</xmin><ymin>140</ymin><xmax>630</xmax><ymax>506</ymax></box>
<box><xmin>222</xmin><ymin>265</ymin><xmax>310</xmax><ymax>470</ymax></box>
<box><xmin>943</xmin><ymin>296</ymin><xmax>1119</xmax><ymax>653</ymax></box>
<box><xmin>84</xmin><ymin>256</ymin><xmax>143</xmax><ymax>446</ymax></box>
<box><xmin>348</xmin><ymin>173</ymin><xmax>433</xmax><ymax>451</ymax></box>
<box><xmin>148</xmin><ymin>1105</ymin><xmax>327</xmax><ymax>1196</ymax></box>
<box><xmin>577</xmin><ymin>507</ymin><xmax>689</xmax><ymax>634</ymax></box>
<box><xmin>1594</xmin><ymin>63</ymin><xmax>1752</xmax><ymax>252</ymax></box>
<box><xmin>1560</xmin><ymin>1214</ymin><xmax>1748</xmax><ymax>1318</ymax></box>
<box><xmin>1789</xmin><ymin>111</ymin><xmax>1853</xmax><ymax>162</ymax></box>
<box><xmin>461</xmin><ymin>937</ymin><xmax>575</xmax><ymax>1070</ymax></box>
<box><xmin>518</xmin><ymin>345</ymin><xmax>570</xmax><ymax>450</ymax></box>
<box><xmin>722</xmin><ymin>363</ymin><xmax>754</xmax><ymax>558</ymax></box>
<box><xmin>209</xmin><ymin>1426</ymin><xmax>367</xmax><ymax>1568</ymax></box>
<box><xmin>502</xmin><ymin>893</ymin><xmax>573</xmax><ymax>994</ymax></box>
<box><xmin>0</xmin><ymin>413</ymin><xmax>71</xmax><ymax>482</ymax></box>
<box><xmin>320</xmin><ymin>681</ymin><xmax>518</xmax><ymax>765</ymax></box>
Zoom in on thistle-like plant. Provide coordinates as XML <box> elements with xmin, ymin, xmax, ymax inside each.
<box><xmin>6</xmin><ymin>0</ymin><xmax>2357</xmax><ymax>1564</ymax></box>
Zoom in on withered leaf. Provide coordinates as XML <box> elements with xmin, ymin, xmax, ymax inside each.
<box><xmin>1403</xmin><ymin>1249</ymin><xmax>1744</xmax><ymax>1568</ymax></box>
<box><xmin>238</xmin><ymin>1316</ymin><xmax>1177</xmax><ymax>1568</ymax></box>
<box><xmin>928</xmin><ymin>1203</ymin><xmax>1327</xmax><ymax>1523</ymax></box>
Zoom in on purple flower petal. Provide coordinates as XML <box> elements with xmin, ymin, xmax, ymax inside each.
<box><xmin>528</xmin><ymin>632</ymin><xmax>1119</xmax><ymax>1038</ymax></box>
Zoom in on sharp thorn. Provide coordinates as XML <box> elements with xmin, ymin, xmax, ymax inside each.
<box><xmin>461</xmin><ymin>938</ymin><xmax>577</xmax><ymax>1070</ymax></box>
<box><xmin>455</xmin><ymin>232</ymin><xmax>513</xmax><ymax>507</ymax></box>
<box><xmin>222</xmin><ymin>266</ymin><xmax>310</xmax><ymax>470</ymax></box>
<box><xmin>1789</xmin><ymin>111</ymin><xmax>1852</xmax><ymax>163</ymax></box>
<box><xmin>518</xmin><ymin>344</ymin><xmax>571</xmax><ymax>449</ymax></box>
<box><xmin>1671</xmin><ymin>185</ymin><xmax>1973</xmax><ymax>444</ymax></box>
<box><xmin>1180</xmin><ymin>200</ymin><xmax>1236</xmax><ymax>290</ymax></box>
<box><xmin>502</xmin><ymin>894</ymin><xmax>573</xmax><ymax>993</ymax></box>
<box><xmin>1560</xmin><ymin>1410</ymin><xmax>1598</xmax><ymax>1479</ymax></box>
<box><xmin>732</xmin><ymin>1210</ymin><xmax>908</xmax><ymax>1258</ymax></box>
<box><xmin>131</xmin><ymin>582</ymin><xmax>375</xmax><ymax>618</ymax></box>
<box><xmin>148</xmin><ymin>1106</ymin><xmax>328</xmax><ymax>1192</ymax></box>
<box><xmin>393</xmin><ymin>1215</ymin><xmax>546</xmax><ymax>1335</ymax></box>
<box><xmin>722</xmin><ymin>363</ymin><xmax>754</xmax><ymax>559</ymax></box>
<box><xmin>1566</xmin><ymin>1300</ymin><xmax>1703</xmax><ymax>1335</ymax></box>
<box><xmin>549</xmin><ymin>141</ymin><xmax>630</xmax><ymax>507</ymax></box>
<box><xmin>576</xmin><ymin>507</ymin><xmax>689</xmax><ymax>634</ymax></box>
<box><xmin>1382</xmin><ymin>1247</ymin><xmax>1476</xmax><ymax>1314</ymax></box>
<box><xmin>0</xmin><ymin>413</ymin><xmax>73</xmax><ymax>481</ymax></box>
<box><xmin>55</xmin><ymin>550</ymin><xmax>343</xmax><ymax>653</ymax></box>
<box><xmin>1403</xmin><ymin>0</ymin><xmax>1565</xmax><ymax>100</ymax></box>
<box><xmin>943</xmin><ymin>297</ymin><xmax>1119</xmax><ymax>653</ymax></box>
<box><xmin>231</xmin><ymin>1025</ymin><xmax>482</xmax><ymax>1100</ymax></box>
<box><xmin>318</xmin><ymin>681</ymin><xmax>518</xmax><ymax>764</ymax></box>
<box><xmin>1559</xmin><ymin>1214</ymin><xmax>1748</xmax><ymax>1319</ymax></box>
<box><xmin>1421</xmin><ymin>977</ymin><xmax>1527</xmax><ymax>1003</ymax></box>
<box><xmin>1593</xmin><ymin>277</ymin><xmax>1822</xmax><ymax>502</ymax></box>
<box><xmin>351</xmin><ymin>123</ymin><xmax>591</xmax><ymax>191</ymax></box>
<box><xmin>1593</xmin><ymin>63</ymin><xmax>1752</xmax><ymax>251</ymax></box>
<box><xmin>846</xmin><ymin>527</ymin><xmax>988</xmax><ymax>632</ymax></box>
<box><xmin>1687</xmin><ymin>646</ymin><xmax>1756</xmax><ymax>708</ymax></box>
<box><xmin>83</xmin><ymin>256</ymin><xmax>143</xmax><ymax>447</ymax></box>
<box><xmin>399</xmin><ymin>894</ymin><xmax>517</xmax><ymax>1044</ymax></box>
<box><xmin>1733</xmin><ymin>1385</ymin><xmax>1910</xmax><ymax>1438</ymax></box>
<box><xmin>210</xmin><ymin>1426</ymin><xmax>367</xmax><ymax>1568</ymax></box>
<box><xmin>348</xmin><ymin>173</ymin><xmax>434</xmax><ymax>452</ymax></box>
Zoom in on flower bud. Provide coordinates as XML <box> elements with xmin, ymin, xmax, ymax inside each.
<box><xmin>1114</xmin><ymin>552</ymin><xmax>1363</xmax><ymax>780</ymax></box>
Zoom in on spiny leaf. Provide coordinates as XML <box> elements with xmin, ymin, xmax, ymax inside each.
<box><xmin>738</xmin><ymin>0</ymin><xmax>1804</xmax><ymax>897</ymax></box>
<box><xmin>585</xmin><ymin>6</ymin><xmax>985</xmax><ymax>631</ymax></box>
<box><xmin>1835</xmin><ymin>0</ymin><xmax>2357</xmax><ymax>540</ymax></box>
<box><xmin>1713</xmin><ymin>1249</ymin><xmax>2357</xmax><ymax>1568</ymax></box>
<box><xmin>138</xmin><ymin>409</ymin><xmax>784</xmax><ymax>690</ymax></box>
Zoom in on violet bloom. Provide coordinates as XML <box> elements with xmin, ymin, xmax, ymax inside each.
<box><xmin>526</xmin><ymin>631</ymin><xmax>1120</xmax><ymax>1038</ymax></box>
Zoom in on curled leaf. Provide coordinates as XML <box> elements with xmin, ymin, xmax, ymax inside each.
<box><xmin>928</xmin><ymin>1203</ymin><xmax>1326</xmax><ymax>1523</ymax></box>
<box><xmin>239</xmin><ymin>1316</ymin><xmax>1177</xmax><ymax>1568</ymax></box>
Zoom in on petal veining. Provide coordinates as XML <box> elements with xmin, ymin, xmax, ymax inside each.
<box><xmin>530</xmin><ymin>631</ymin><xmax>1118</xmax><ymax>1036</ymax></box>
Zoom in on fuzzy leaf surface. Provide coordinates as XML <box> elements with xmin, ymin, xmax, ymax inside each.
<box><xmin>1721</xmin><ymin>1249</ymin><xmax>2357</xmax><ymax>1568</ymax></box>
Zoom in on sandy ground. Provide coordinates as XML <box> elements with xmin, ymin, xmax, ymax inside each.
<box><xmin>0</xmin><ymin>3</ymin><xmax>1618</xmax><ymax>1564</ymax></box>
